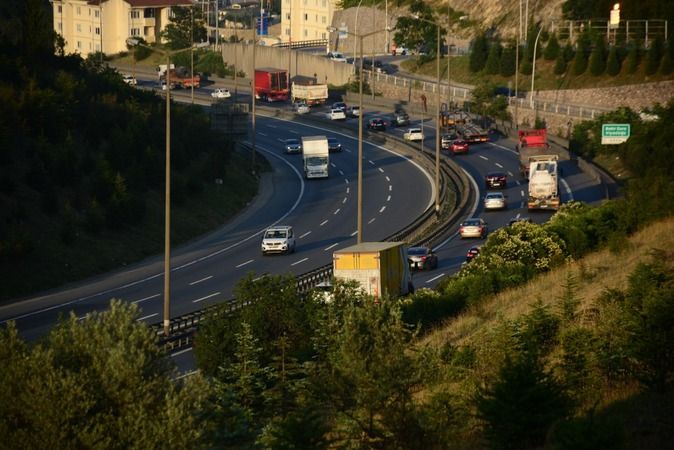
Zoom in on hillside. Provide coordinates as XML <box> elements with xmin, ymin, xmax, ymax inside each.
<box><xmin>420</xmin><ymin>217</ymin><xmax>674</xmax><ymax>448</ymax></box>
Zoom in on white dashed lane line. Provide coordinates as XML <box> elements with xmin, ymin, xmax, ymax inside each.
<box><xmin>320</xmin><ymin>220</ymin><xmax>328</xmax><ymax>226</ymax></box>
<box><xmin>189</xmin><ymin>276</ymin><xmax>212</xmax><ymax>286</ymax></box>
<box><xmin>291</xmin><ymin>258</ymin><xmax>308</xmax><ymax>266</ymax></box>
<box><xmin>137</xmin><ymin>313</ymin><xmax>158</xmax><ymax>321</ymax></box>
<box><xmin>132</xmin><ymin>294</ymin><xmax>160</xmax><ymax>304</ymax></box>
<box><xmin>378</xmin><ymin>167</ymin><xmax>384</xmax><ymax>173</ymax></box>
<box><xmin>345</xmin><ymin>178</ymin><xmax>350</xmax><ymax>184</ymax></box>
<box><xmin>495</xmin><ymin>163</ymin><xmax>504</xmax><ymax>168</ymax></box>
<box><xmin>389</xmin><ymin>185</ymin><xmax>392</xmax><ymax>191</ymax></box>
<box><xmin>480</xmin><ymin>155</ymin><xmax>489</xmax><ymax>161</ymax></box>
<box><xmin>426</xmin><ymin>274</ymin><xmax>445</xmax><ymax>283</ymax></box>
<box><xmin>324</xmin><ymin>243</ymin><xmax>339</xmax><ymax>251</ymax></box>
<box><xmin>299</xmin><ymin>231</ymin><xmax>311</xmax><ymax>239</ymax></box>
<box><xmin>259</xmin><ymin>132</ymin><xmax>268</xmax><ymax>137</ymax></box>
<box><xmin>193</xmin><ymin>292</ymin><xmax>220</xmax><ymax>303</ymax></box>
<box><xmin>368</xmin><ymin>160</ymin><xmax>375</xmax><ymax>165</ymax></box>
<box><xmin>379</xmin><ymin>206</ymin><xmax>386</xmax><ymax>213</ymax></box>
<box><xmin>350</xmin><ymin>230</ymin><xmax>358</xmax><ymax>236</ymax></box>
<box><xmin>387</xmin><ymin>195</ymin><xmax>391</xmax><ymax>201</ymax></box>
<box><xmin>331</xmin><ymin>163</ymin><xmax>336</xmax><ymax>168</ymax></box>
<box><xmin>339</xmin><ymin>170</ymin><xmax>344</xmax><ymax>176</ymax></box>
<box><xmin>342</xmin><ymin>197</ymin><xmax>347</xmax><ymax>204</ymax></box>
<box><xmin>386</xmin><ymin>176</ymin><xmax>390</xmax><ymax>182</ymax></box>
<box><xmin>236</xmin><ymin>259</ymin><xmax>254</xmax><ymax>268</ymax></box>
<box><xmin>508</xmin><ymin>171</ymin><xmax>515</xmax><ymax>177</ymax></box>
<box><xmin>346</xmin><ymin>187</ymin><xmax>350</xmax><ymax>194</ymax></box>
<box><xmin>334</xmin><ymin>208</ymin><xmax>340</xmax><ymax>215</ymax></box>
<box><xmin>368</xmin><ymin>218</ymin><xmax>376</xmax><ymax>224</ymax></box>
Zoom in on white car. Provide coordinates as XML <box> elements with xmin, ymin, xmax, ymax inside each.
<box><xmin>328</xmin><ymin>108</ymin><xmax>346</xmax><ymax>120</ymax></box>
<box><xmin>261</xmin><ymin>226</ymin><xmax>296</xmax><ymax>255</ymax></box>
<box><xmin>122</xmin><ymin>74</ymin><xmax>137</xmax><ymax>85</ymax></box>
<box><xmin>484</xmin><ymin>192</ymin><xmax>507</xmax><ymax>210</ymax></box>
<box><xmin>403</xmin><ymin>128</ymin><xmax>424</xmax><ymax>141</ymax></box>
<box><xmin>392</xmin><ymin>46</ymin><xmax>409</xmax><ymax>56</ymax></box>
<box><xmin>346</xmin><ymin>105</ymin><xmax>361</xmax><ymax>117</ymax></box>
<box><xmin>327</xmin><ymin>51</ymin><xmax>347</xmax><ymax>62</ymax></box>
<box><xmin>211</xmin><ymin>88</ymin><xmax>231</xmax><ymax>99</ymax></box>
<box><xmin>293</xmin><ymin>102</ymin><xmax>310</xmax><ymax>114</ymax></box>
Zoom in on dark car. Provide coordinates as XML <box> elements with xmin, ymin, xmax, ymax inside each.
<box><xmin>465</xmin><ymin>245</ymin><xmax>481</xmax><ymax>263</ymax></box>
<box><xmin>485</xmin><ymin>171</ymin><xmax>507</xmax><ymax>189</ymax></box>
<box><xmin>367</xmin><ymin>118</ymin><xmax>387</xmax><ymax>131</ymax></box>
<box><xmin>407</xmin><ymin>246</ymin><xmax>438</xmax><ymax>271</ymax></box>
<box><xmin>391</xmin><ymin>110</ymin><xmax>410</xmax><ymax>127</ymax></box>
<box><xmin>332</xmin><ymin>102</ymin><xmax>347</xmax><ymax>113</ymax></box>
<box><xmin>327</xmin><ymin>137</ymin><xmax>342</xmax><ymax>152</ymax></box>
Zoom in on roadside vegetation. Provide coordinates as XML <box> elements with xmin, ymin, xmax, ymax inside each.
<box><xmin>0</xmin><ymin>2</ymin><xmax>260</xmax><ymax>302</ymax></box>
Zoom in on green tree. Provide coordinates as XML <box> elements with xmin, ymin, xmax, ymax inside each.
<box><xmin>625</xmin><ymin>41</ymin><xmax>640</xmax><ymax>73</ymax></box>
<box><xmin>606</xmin><ymin>45</ymin><xmax>621</xmax><ymax>76</ymax></box>
<box><xmin>469</xmin><ymin>33</ymin><xmax>489</xmax><ymax>72</ymax></box>
<box><xmin>563</xmin><ymin>42</ymin><xmax>575</xmax><ymax>62</ymax></box>
<box><xmin>499</xmin><ymin>44</ymin><xmax>517</xmax><ymax>77</ymax></box>
<box><xmin>645</xmin><ymin>36</ymin><xmax>663</xmax><ymax>75</ymax></box>
<box><xmin>572</xmin><ymin>33</ymin><xmax>591</xmax><ymax>75</ymax></box>
<box><xmin>485</xmin><ymin>41</ymin><xmax>502</xmax><ymax>75</ymax></box>
<box><xmin>554</xmin><ymin>53</ymin><xmax>568</xmax><ymax>75</ymax></box>
<box><xmin>475</xmin><ymin>356</ymin><xmax>571</xmax><ymax>450</ymax></box>
<box><xmin>0</xmin><ymin>300</ymin><xmax>207</xmax><ymax>448</ymax></box>
<box><xmin>544</xmin><ymin>34</ymin><xmax>561</xmax><ymax>60</ymax></box>
<box><xmin>161</xmin><ymin>6</ymin><xmax>207</xmax><ymax>50</ymax></box>
<box><xmin>589</xmin><ymin>35</ymin><xmax>607</xmax><ymax>76</ymax></box>
<box><xmin>659</xmin><ymin>48</ymin><xmax>673</xmax><ymax>75</ymax></box>
<box><xmin>391</xmin><ymin>0</ymin><xmax>444</xmax><ymax>57</ymax></box>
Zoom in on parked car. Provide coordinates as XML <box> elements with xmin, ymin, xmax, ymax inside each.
<box><xmin>403</xmin><ymin>128</ymin><xmax>424</xmax><ymax>142</ymax></box>
<box><xmin>327</xmin><ymin>137</ymin><xmax>342</xmax><ymax>152</ymax></box>
<box><xmin>485</xmin><ymin>171</ymin><xmax>507</xmax><ymax>189</ymax></box>
<box><xmin>122</xmin><ymin>74</ymin><xmax>137</xmax><ymax>85</ymax></box>
<box><xmin>261</xmin><ymin>225</ymin><xmax>296</xmax><ymax>255</ymax></box>
<box><xmin>484</xmin><ymin>192</ymin><xmax>507</xmax><ymax>210</ymax></box>
<box><xmin>392</xmin><ymin>46</ymin><xmax>409</xmax><ymax>56</ymax></box>
<box><xmin>328</xmin><ymin>108</ymin><xmax>347</xmax><ymax>120</ymax></box>
<box><xmin>327</xmin><ymin>51</ymin><xmax>347</xmax><ymax>62</ymax></box>
<box><xmin>367</xmin><ymin>118</ymin><xmax>387</xmax><ymax>131</ymax></box>
<box><xmin>346</xmin><ymin>105</ymin><xmax>361</xmax><ymax>117</ymax></box>
<box><xmin>284</xmin><ymin>138</ymin><xmax>302</xmax><ymax>154</ymax></box>
<box><xmin>459</xmin><ymin>218</ymin><xmax>488</xmax><ymax>239</ymax></box>
<box><xmin>293</xmin><ymin>102</ymin><xmax>310</xmax><ymax>114</ymax></box>
<box><xmin>391</xmin><ymin>109</ymin><xmax>410</xmax><ymax>127</ymax></box>
<box><xmin>465</xmin><ymin>245</ymin><xmax>481</xmax><ymax>263</ymax></box>
<box><xmin>211</xmin><ymin>88</ymin><xmax>231</xmax><ymax>99</ymax></box>
<box><xmin>332</xmin><ymin>102</ymin><xmax>347</xmax><ymax>113</ymax></box>
<box><xmin>407</xmin><ymin>246</ymin><xmax>438</xmax><ymax>271</ymax></box>
<box><xmin>449</xmin><ymin>139</ymin><xmax>469</xmax><ymax>154</ymax></box>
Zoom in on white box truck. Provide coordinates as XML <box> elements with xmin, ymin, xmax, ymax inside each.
<box><xmin>301</xmin><ymin>136</ymin><xmax>329</xmax><ymax>179</ymax></box>
<box><xmin>528</xmin><ymin>155</ymin><xmax>560</xmax><ymax>211</ymax></box>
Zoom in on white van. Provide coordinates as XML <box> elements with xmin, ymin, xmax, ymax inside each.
<box><xmin>261</xmin><ymin>226</ymin><xmax>296</xmax><ymax>255</ymax></box>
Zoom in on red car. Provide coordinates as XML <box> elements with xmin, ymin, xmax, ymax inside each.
<box><xmin>450</xmin><ymin>139</ymin><xmax>469</xmax><ymax>154</ymax></box>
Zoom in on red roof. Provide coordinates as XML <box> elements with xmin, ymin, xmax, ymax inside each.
<box><xmin>87</xmin><ymin>0</ymin><xmax>194</xmax><ymax>6</ymax></box>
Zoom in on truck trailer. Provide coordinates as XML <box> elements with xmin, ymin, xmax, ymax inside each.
<box><xmin>255</xmin><ymin>68</ymin><xmax>289</xmax><ymax>102</ymax></box>
<box><xmin>457</xmin><ymin>122</ymin><xmax>489</xmax><ymax>143</ymax></box>
<box><xmin>158</xmin><ymin>66</ymin><xmax>200</xmax><ymax>89</ymax></box>
<box><xmin>333</xmin><ymin>242</ymin><xmax>413</xmax><ymax>299</ymax></box>
<box><xmin>301</xmin><ymin>136</ymin><xmax>329</xmax><ymax>179</ymax></box>
<box><xmin>516</xmin><ymin>129</ymin><xmax>550</xmax><ymax>179</ymax></box>
<box><xmin>291</xmin><ymin>77</ymin><xmax>328</xmax><ymax>106</ymax></box>
<box><xmin>528</xmin><ymin>155</ymin><xmax>561</xmax><ymax>211</ymax></box>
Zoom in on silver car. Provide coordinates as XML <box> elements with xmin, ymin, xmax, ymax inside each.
<box><xmin>284</xmin><ymin>138</ymin><xmax>302</xmax><ymax>154</ymax></box>
<box><xmin>459</xmin><ymin>218</ymin><xmax>488</xmax><ymax>239</ymax></box>
<box><xmin>484</xmin><ymin>192</ymin><xmax>507</xmax><ymax>210</ymax></box>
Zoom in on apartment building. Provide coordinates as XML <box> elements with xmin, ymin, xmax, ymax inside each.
<box><xmin>51</xmin><ymin>0</ymin><xmax>193</xmax><ymax>57</ymax></box>
<box><xmin>281</xmin><ymin>0</ymin><xmax>338</xmax><ymax>43</ymax></box>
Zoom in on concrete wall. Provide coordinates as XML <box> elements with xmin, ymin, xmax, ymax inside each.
<box><xmin>220</xmin><ymin>43</ymin><xmax>355</xmax><ymax>85</ymax></box>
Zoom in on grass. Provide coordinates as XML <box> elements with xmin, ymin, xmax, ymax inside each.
<box><xmin>403</xmin><ymin>54</ymin><xmax>674</xmax><ymax>91</ymax></box>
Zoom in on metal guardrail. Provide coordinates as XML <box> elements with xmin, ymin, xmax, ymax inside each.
<box><xmin>152</xmin><ymin>111</ymin><xmax>472</xmax><ymax>350</ymax></box>
<box><xmin>272</xmin><ymin>39</ymin><xmax>328</xmax><ymax>49</ymax></box>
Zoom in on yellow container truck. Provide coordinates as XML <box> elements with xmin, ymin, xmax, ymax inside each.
<box><xmin>333</xmin><ymin>242</ymin><xmax>413</xmax><ymax>299</ymax></box>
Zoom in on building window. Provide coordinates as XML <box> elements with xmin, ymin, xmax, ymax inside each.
<box><xmin>322</xmin><ymin>32</ymin><xmax>326</xmax><ymax>39</ymax></box>
<box><xmin>322</xmin><ymin>0</ymin><xmax>326</xmax><ymax>6</ymax></box>
<box><xmin>58</xmin><ymin>23</ymin><xmax>62</xmax><ymax>31</ymax></box>
<box><xmin>304</xmin><ymin>13</ymin><xmax>307</xmax><ymax>20</ymax></box>
<box><xmin>76</xmin><ymin>6</ymin><xmax>81</xmax><ymax>15</ymax></box>
<box><xmin>95</xmin><ymin>10</ymin><xmax>99</xmax><ymax>18</ymax></box>
<box><xmin>95</xmin><ymin>27</ymin><xmax>100</xmax><ymax>35</ymax></box>
<box><xmin>285</xmin><ymin>28</ymin><xmax>290</xmax><ymax>36</ymax></box>
<box><xmin>144</xmin><ymin>8</ymin><xmax>155</xmax><ymax>18</ymax></box>
<box><xmin>77</xmin><ymin>41</ymin><xmax>82</xmax><ymax>49</ymax></box>
<box><xmin>304</xmin><ymin>29</ymin><xmax>307</xmax><ymax>37</ymax></box>
<box><xmin>315</xmin><ymin>14</ymin><xmax>318</xmax><ymax>22</ymax></box>
<box><xmin>58</xmin><ymin>5</ymin><xmax>62</xmax><ymax>13</ymax></box>
<box><xmin>131</xmin><ymin>10</ymin><xmax>140</xmax><ymax>19</ymax></box>
<box><xmin>76</xmin><ymin>23</ymin><xmax>81</xmax><ymax>32</ymax></box>
<box><xmin>131</xmin><ymin>28</ymin><xmax>141</xmax><ymax>36</ymax></box>
<box><xmin>322</xmin><ymin>16</ymin><xmax>326</xmax><ymax>24</ymax></box>
<box><xmin>96</xmin><ymin>44</ymin><xmax>100</xmax><ymax>51</ymax></box>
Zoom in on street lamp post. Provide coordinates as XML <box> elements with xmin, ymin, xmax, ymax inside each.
<box><xmin>126</xmin><ymin>38</ymin><xmax>207</xmax><ymax>336</ymax></box>
<box><xmin>251</xmin><ymin>16</ymin><xmax>257</xmax><ymax>174</ymax></box>
<box><xmin>413</xmin><ymin>14</ymin><xmax>442</xmax><ymax>216</ymax></box>
<box><xmin>530</xmin><ymin>25</ymin><xmax>544</xmax><ymax>109</ymax></box>
<box><xmin>328</xmin><ymin>25</ymin><xmax>391</xmax><ymax>243</ymax></box>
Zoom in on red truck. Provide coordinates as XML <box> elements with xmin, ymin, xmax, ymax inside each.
<box><xmin>159</xmin><ymin>66</ymin><xmax>200</xmax><ymax>89</ymax></box>
<box><xmin>255</xmin><ymin>67</ymin><xmax>289</xmax><ymax>102</ymax></box>
<box><xmin>516</xmin><ymin>129</ymin><xmax>550</xmax><ymax>179</ymax></box>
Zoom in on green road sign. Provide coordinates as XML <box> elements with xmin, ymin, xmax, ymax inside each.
<box><xmin>602</xmin><ymin>123</ymin><xmax>631</xmax><ymax>145</ymax></box>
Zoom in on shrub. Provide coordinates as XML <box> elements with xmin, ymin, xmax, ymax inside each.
<box><xmin>659</xmin><ymin>50</ymin><xmax>673</xmax><ymax>75</ymax></box>
<box><xmin>484</xmin><ymin>42</ymin><xmax>502</xmax><ymax>75</ymax></box>
<box><xmin>499</xmin><ymin>45</ymin><xmax>516</xmax><ymax>77</ymax></box>
<box><xmin>554</xmin><ymin>54</ymin><xmax>568</xmax><ymax>75</ymax></box>
<box><xmin>544</xmin><ymin>34</ymin><xmax>560</xmax><ymax>60</ymax></box>
<box><xmin>625</xmin><ymin>42</ymin><xmax>640</xmax><ymax>73</ymax></box>
<box><xmin>606</xmin><ymin>46</ymin><xmax>621</xmax><ymax>76</ymax></box>
<box><xmin>588</xmin><ymin>36</ymin><xmax>606</xmax><ymax>76</ymax></box>
<box><xmin>645</xmin><ymin>37</ymin><xmax>663</xmax><ymax>75</ymax></box>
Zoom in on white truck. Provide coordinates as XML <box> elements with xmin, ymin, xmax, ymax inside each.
<box><xmin>301</xmin><ymin>136</ymin><xmax>329</xmax><ymax>179</ymax></box>
<box><xmin>528</xmin><ymin>155</ymin><xmax>560</xmax><ymax>211</ymax></box>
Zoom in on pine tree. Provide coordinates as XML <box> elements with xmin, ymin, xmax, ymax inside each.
<box><xmin>469</xmin><ymin>33</ymin><xmax>489</xmax><ymax>72</ymax></box>
<box><xmin>544</xmin><ymin>34</ymin><xmax>561</xmax><ymax>60</ymax></box>
<box><xmin>606</xmin><ymin>46</ymin><xmax>621</xmax><ymax>76</ymax></box>
<box><xmin>589</xmin><ymin>36</ymin><xmax>607</xmax><ymax>76</ymax></box>
<box><xmin>519</xmin><ymin>59</ymin><xmax>533</xmax><ymax>75</ymax></box>
<box><xmin>625</xmin><ymin>42</ymin><xmax>640</xmax><ymax>74</ymax></box>
<box><xmin>554</xmin><ymin>53</ymin><xmax>568</xmax><ymax>75</ymax></box>
<box><xmin>500</xmin><ymin>45</ymin><xmax>517</xmax><ymax>77</ymax></box>
<box><xmin>645</xmin><ymin>36</ymin><xmax>663</xmax><ymax>75</ymax></box>
<box><xmin>659</xmin><ymin>46</ymin><xmax>673</xmax><ymax>75</ymax></box>
<box><xmin>485</xmin><ymin>42</ymin><xmax>502</xmax><ymax>75</ymax></box>
<box><xmin>563</xmin><ymin>42</ymin><xmax>575</xmax><ymax>62</ymax></box>
<box><xmin>572</xmin><ymin>45</ymin><xmax>588</xmax><ymax>75</ymax></box>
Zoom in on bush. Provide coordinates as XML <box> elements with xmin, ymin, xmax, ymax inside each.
<box><xmin>572</xmin><ymin>46</ymin><xmax>588</xmax><ymax>75</ymax></box>
<box><xmin>554</xmin><ymin>54</ymin><xmax>568</xmax><ymax>75</ymax></box>
<box><xmin>500</xmin><ymin>45</ymin><xmax>516</xmax><ymax>77</ymax></box>
<box><xmin>400</xmin><ymin>288</ymin><xmax>466</xmax><ymax>327</ymax></box>
<box><xmin>606</xmin><ymin>46</ymin><xmax>621</xmax><ymax>76</ymax></box>
<box><xmin>485</xmin><ymin>42</ymin><xmax>502</xmax><ymax>75</ymax></box>
<box><xmin>625</xmin><ymin>42</ymin><xmax>640</xmax><ymax>74</ymax></box>
<box><xmin>659</xmin><ymin>50</ymin><xmax>673</xmax><ymax>75</ymax></box>
<box><xmin>588</xmin><ymin>37</ymin><xmax>606</xmax><ymax>76</ymax></box>
<box><xmin>544</xmin><ymin>34</ymin><xmax>560</xmax><ymax>60</ymax></box>
<box><xmin>645</xmin><ymin>37</ymin><xmax>663</xmax><ymax>75</ymax></box>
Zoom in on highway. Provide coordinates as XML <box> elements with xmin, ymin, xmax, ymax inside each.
<box><xmin>0</xmin><ymin>72</ymin><xmax>607</xmax><ymax>373</ymax></box>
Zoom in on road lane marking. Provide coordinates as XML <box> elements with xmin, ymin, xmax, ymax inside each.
<box><xmin>268</xmin><ymin>124</ymin><xmax>278</xmax><ymax>128</ymax></box>
<box><xmin>193</xmin><ymin>292</ymin><xmax>220</xmax><ymax>303</ymax></box>
<box><xmin>520</xmin><ymin>189</ymin><xmax>525</xmax><ymax>197</ymax></box>
<box><xmin>385</xmin><ymin>176</ymin><xmax>390</xmax><ymax>181</ymax></box>
<box><xmin>561</xmin><ymin>178</ymin><xmax>573</xmax><ymax>201</ymax></box>
<box><xmin>346</xmin><ymin>187</ymin><xmax>350</xmax><ymax>194</ymax></box>
<box><xmin>189</xmin><ymin>276</ymin><xmax>212</xmax><ymax>286</ymax></box>
<box><xmin>320</xmin><ymin>219</ymin><xmax>328</xmax><ymax>226</ymax></box>
<box><xmin>389</xmin><ymin>185</ymin><xmax>392</xmax><ymax>191</ymax></box>
<box><xmin>299</xmin><ymin>231</ymin><xmax>311</xmax><ymax>239</ymax></box>
<box><xmin>334</xmin><ymin>208</ymin><xmax>340</xmax><ymax>214</ymax></box>
<box><xmin>342</xmin><ymin>197</ymin><xmax>347</xmax><ymax>204</ymax></box>
<box><xmin>379</xmin><ymin>206</ymin><xmax>386</xmax><ymax>213</ymax></box>
<box><xmin>387</xmin><ymin>195</ymin><xmax>391</xmax><ymax>201</ymax></box>
<box><xmin>133</xmin><ymin>293</ymin><xmax>160</xmax><ymax>304</ymax></box>
<box><xmin>480</xmin><ymin>155</ymin><xmax>489</xmax><ymax>161</ymax></box>
<box><xmin>508</xmin><ymin>171</ymin><xmax>515</xmax><ymax>177</ymax></box>
<box><xmin>236</xmin><ymin>259</ymin><xmax>254</xmax><ymax>268</ymax></box>
<box><xmin>495</xmin><ymin>163</ymin><xmax>504</xmax><ymax>168</ymax></box>
<box><xmin>291</xmin><ymin>258</ymin><xmax>308</xmax><ymax>266</ymax></box>
<box><xmin>288</xmin><ymin>130</ymin><xmax>298</xmax><ymax>134</ymax></box>
<box><xmin>345</xmin><ymin>178</ymin><xmax>350</xmax><ymax>184</ymax></box>
<box><xmin>324</xmin><ymin>243</ymin><xmax>339</xmax><ymax>251</ymax></box>
<box><xmin>426</xmin><ymin>274</ymin><xmax>445</xmax><ymax>283</ymax></box>
<box><xmin>171</xmin><ymin>348</ymin><xmax>193</xmax><ymax>357</ymax></box>
<box><xmin>350</xmin><ymin>230</ymin><xmax>358</xmax><ymax>236</ymax></box>
<box><xmin>368</xmin><ymin>160</ymin><xmax>375</xmax><ymax>165</ymax></box>
<box><xmin>339</xmin><ymin>170</ymin><xmax>344</xmax><ymax>175</ymax></box>
<box><xmin>137</xmin><ymin>313</ymin><xmax>159</xmax><ymax>321</ymax></box>
<box><xmin>378</xmin><ymin>167</ymin><xmax>384</xmax><ymax>173</ymax></box>
<box><xmin>345</xmin><ymin>149</ymin><xmax>352</xmax><ymax>153</ymax></box>
<box><xmin>368</xmin><ymin>218</ymin><xmax>376</xmax><ymax>224</ymax></box>
<box><xmin>331</xmin><ymin>163</ymin><xmax>336</xmax><ymax>168</ymax></box>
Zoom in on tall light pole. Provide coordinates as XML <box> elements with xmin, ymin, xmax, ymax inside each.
<box><xmin>190</xmin><ymin>6</ymin><xmax>195</xmax><ymax>104</ymax></box>
<box><xmin>530</xmin><ymin>25</ymin><xmax>543</xmax><ymax>109</ymax></box>
<box><xmin>251</xmin><ymin>14</ymin><xmax>257</xmax><ymax>174</ymax></box>
<box><xmin>413</xmin><ymin>14</ymin><xmax>443</xmax><ymax>216</ymax></box>
<box><xmin>328</xmin><ymin>25</ymin><xmax>391</xmax><ymax>243</ymax></box>
<box><xmin>126</xmin><ymin>38</ymin><xmax>207</xmax><ymax>336</ymax></box>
